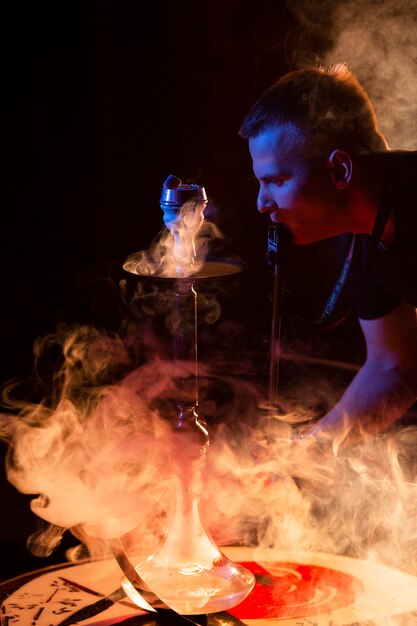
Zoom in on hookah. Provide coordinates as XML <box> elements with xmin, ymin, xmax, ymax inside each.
<box><xmin>120</xmin><ymin>176</ymin><xmax>255</xmax><ymax>615</ymax></box>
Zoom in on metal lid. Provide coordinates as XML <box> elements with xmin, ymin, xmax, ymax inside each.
<box><xmin>160</xmin><ymin>175</ymin><xmax>207</xmax><ymax>209</ymax></box>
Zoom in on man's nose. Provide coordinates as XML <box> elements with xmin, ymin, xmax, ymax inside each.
<box><xmin>257</xmin><ymin>190</ymin><xmax>277</xmax><ymax>214</ymax></box>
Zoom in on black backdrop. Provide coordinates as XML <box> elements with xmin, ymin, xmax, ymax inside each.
<box><xmin>1</xmin><ymin>1</ymin><xmax>365</xmax><ymax>581</ymax></box>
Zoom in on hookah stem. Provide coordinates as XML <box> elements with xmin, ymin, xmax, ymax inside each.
<box><xmin>174</xmin><ymin>279</ymin><xmax>199</xmax><ymax>408</ymax></box>
<box><xmin>170</xmin><ymin>279</ymin><xmax>216</xmax><ymax>565</ymax></box>
<box><xmin>173</xmin><ymin>278</ymin><xmax>205</xmax><ymax>551</ymax></box>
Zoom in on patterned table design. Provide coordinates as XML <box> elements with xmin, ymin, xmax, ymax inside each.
<box><xmin>1</xmin><ymin>547</ymin><xmax>417</xmax><ymax>626</ymax></box>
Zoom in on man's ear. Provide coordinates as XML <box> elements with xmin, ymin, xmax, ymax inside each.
<box><xmin>328</xmin><ymin>149</ymin><xmax>353</xmax><ymax>189</ymax></box>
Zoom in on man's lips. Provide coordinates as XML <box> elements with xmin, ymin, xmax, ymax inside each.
<box><xmin>269</xmin><ymin>210</ymin><xmax>288</xmax><ymax>226</ymax></box>
<box><xmin>267</xmin><ymin>209</ymin><xmax>280</xmax><ymax>222</ymax></box>
<box><xmin>269</xmin><ymin>214</ymin><xmax>295</xmax><ymax>239</ymax></box>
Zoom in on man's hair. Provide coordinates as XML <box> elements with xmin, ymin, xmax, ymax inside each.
<box><xmin>239</xmin><ymin>64</ymin><xmax>387</xmax><ymax>155</ymax></box>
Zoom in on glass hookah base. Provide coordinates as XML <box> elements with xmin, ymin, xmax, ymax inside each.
<box><xmin>122</xmin><ymin>560</ymin><xmax>255</xmax><ymax>615</ymax></box>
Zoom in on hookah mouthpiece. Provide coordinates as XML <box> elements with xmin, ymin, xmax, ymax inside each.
<box><xmin>160</xmin><ymin>175</ymin><xmax>208</xmax><ymax>229</ymax></box>
<box><xmin>266</xmin><ymin>223</ymin><xmax>292</xmax><ymax>271</ymax></box>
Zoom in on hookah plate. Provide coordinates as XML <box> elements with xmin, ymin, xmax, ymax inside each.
<box><xmin>123</xmin><ymin>257</ymin><xmax>247</xmax><ymax>282</ymax></box>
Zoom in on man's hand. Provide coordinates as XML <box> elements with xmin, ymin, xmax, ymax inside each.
<box><xmin>306</xmin><ymin>302</ymin><xmax>417</xmax><ymax>446</ymax></box>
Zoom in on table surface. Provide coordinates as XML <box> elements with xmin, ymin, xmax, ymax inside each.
<box><xmin>1</xmin><ymin>546</ymin><xmax>417</xmax><ymax>626</ymax></box>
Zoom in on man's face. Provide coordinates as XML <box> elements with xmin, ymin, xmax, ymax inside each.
<box><xmin>249</xmin><ymin>123</ymin><xmax>342</xmax><ymax>245</ymax></box>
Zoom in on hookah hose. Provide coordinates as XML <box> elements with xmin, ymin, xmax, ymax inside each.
<box><xmin>266</xmin><ymin>223</ymin><xmax>292</xmax><ymax>411</ymax></box>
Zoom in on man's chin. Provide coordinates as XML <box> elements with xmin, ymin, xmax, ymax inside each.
<box><xmin>269</xmin><ymin>222</ymin><xmax>319</xmax><ymax>245</ymax></box>
<box><xmin>293</xmin><ymin>232</ymin><xmax>330</xmax><ymax>245</ymax></box>
<box><xmin>291</xmin><ymin>231</ymin><xmax>308</xmax><ymax>245</ymax></box>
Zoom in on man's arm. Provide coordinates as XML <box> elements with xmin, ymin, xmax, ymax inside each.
<box><xmin>308</xmin><ymin>301</ymin><xmax>417</xmax><ymax>443</ymax></box>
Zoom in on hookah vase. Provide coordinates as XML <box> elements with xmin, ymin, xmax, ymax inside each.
<box><xmin>123</xmin><ymin>405</ymin><xmax>255</xmax><ymax>615</ymax></box>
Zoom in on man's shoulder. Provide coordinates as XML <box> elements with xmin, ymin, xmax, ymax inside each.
<box><xmin>385</xmin><ymin>149</ymin><xmax>417</xmax><ymax>170</ymax></box>
<box><xmin>371</xmin><ymin>149</ymin><xmax>417</xmax><ymax>166</ymax></box>
<box><xmin>382</xmin><ymin>150</ymin><xmax>417</xmax><ymax>209</ymax></box>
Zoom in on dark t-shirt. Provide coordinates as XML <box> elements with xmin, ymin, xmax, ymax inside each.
<box><xmin>333</xmin><ymin>150</ymin><xmax>417</xmax><ymax>321</ymax></box>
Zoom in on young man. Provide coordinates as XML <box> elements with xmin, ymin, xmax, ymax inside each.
<box><xmin>239</xmin><ymin>64</ymin><xmax>417</xmax><ymax>443</ymax></box>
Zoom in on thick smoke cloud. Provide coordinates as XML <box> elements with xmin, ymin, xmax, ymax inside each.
<box><xmin>287</xmin><ymin>0</ymin><xmax>417</xmax><ymax>149</ymax></box>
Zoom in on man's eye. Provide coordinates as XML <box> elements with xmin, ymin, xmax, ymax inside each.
<box><xmin>273</xmin><ymin>179</ymin><xmax>286</xmax><ymax>187</ymax></box>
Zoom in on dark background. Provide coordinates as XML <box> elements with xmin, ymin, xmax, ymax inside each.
<box><xmin>1</xmin><ymin>0</ymin><xmax>367</xmax><ymax>582</ymax></box>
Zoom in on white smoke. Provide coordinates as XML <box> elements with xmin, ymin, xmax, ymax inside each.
<box><xmin>287</xmin><ymin>0</ymin><xmax>417</xmax><ymax>149</ymax></box>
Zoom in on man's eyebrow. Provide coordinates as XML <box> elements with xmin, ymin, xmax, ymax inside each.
<box><xmin>258</xmin><ymin>172</ymin><xmax>289</xmax><ymax>181</ymax></box>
